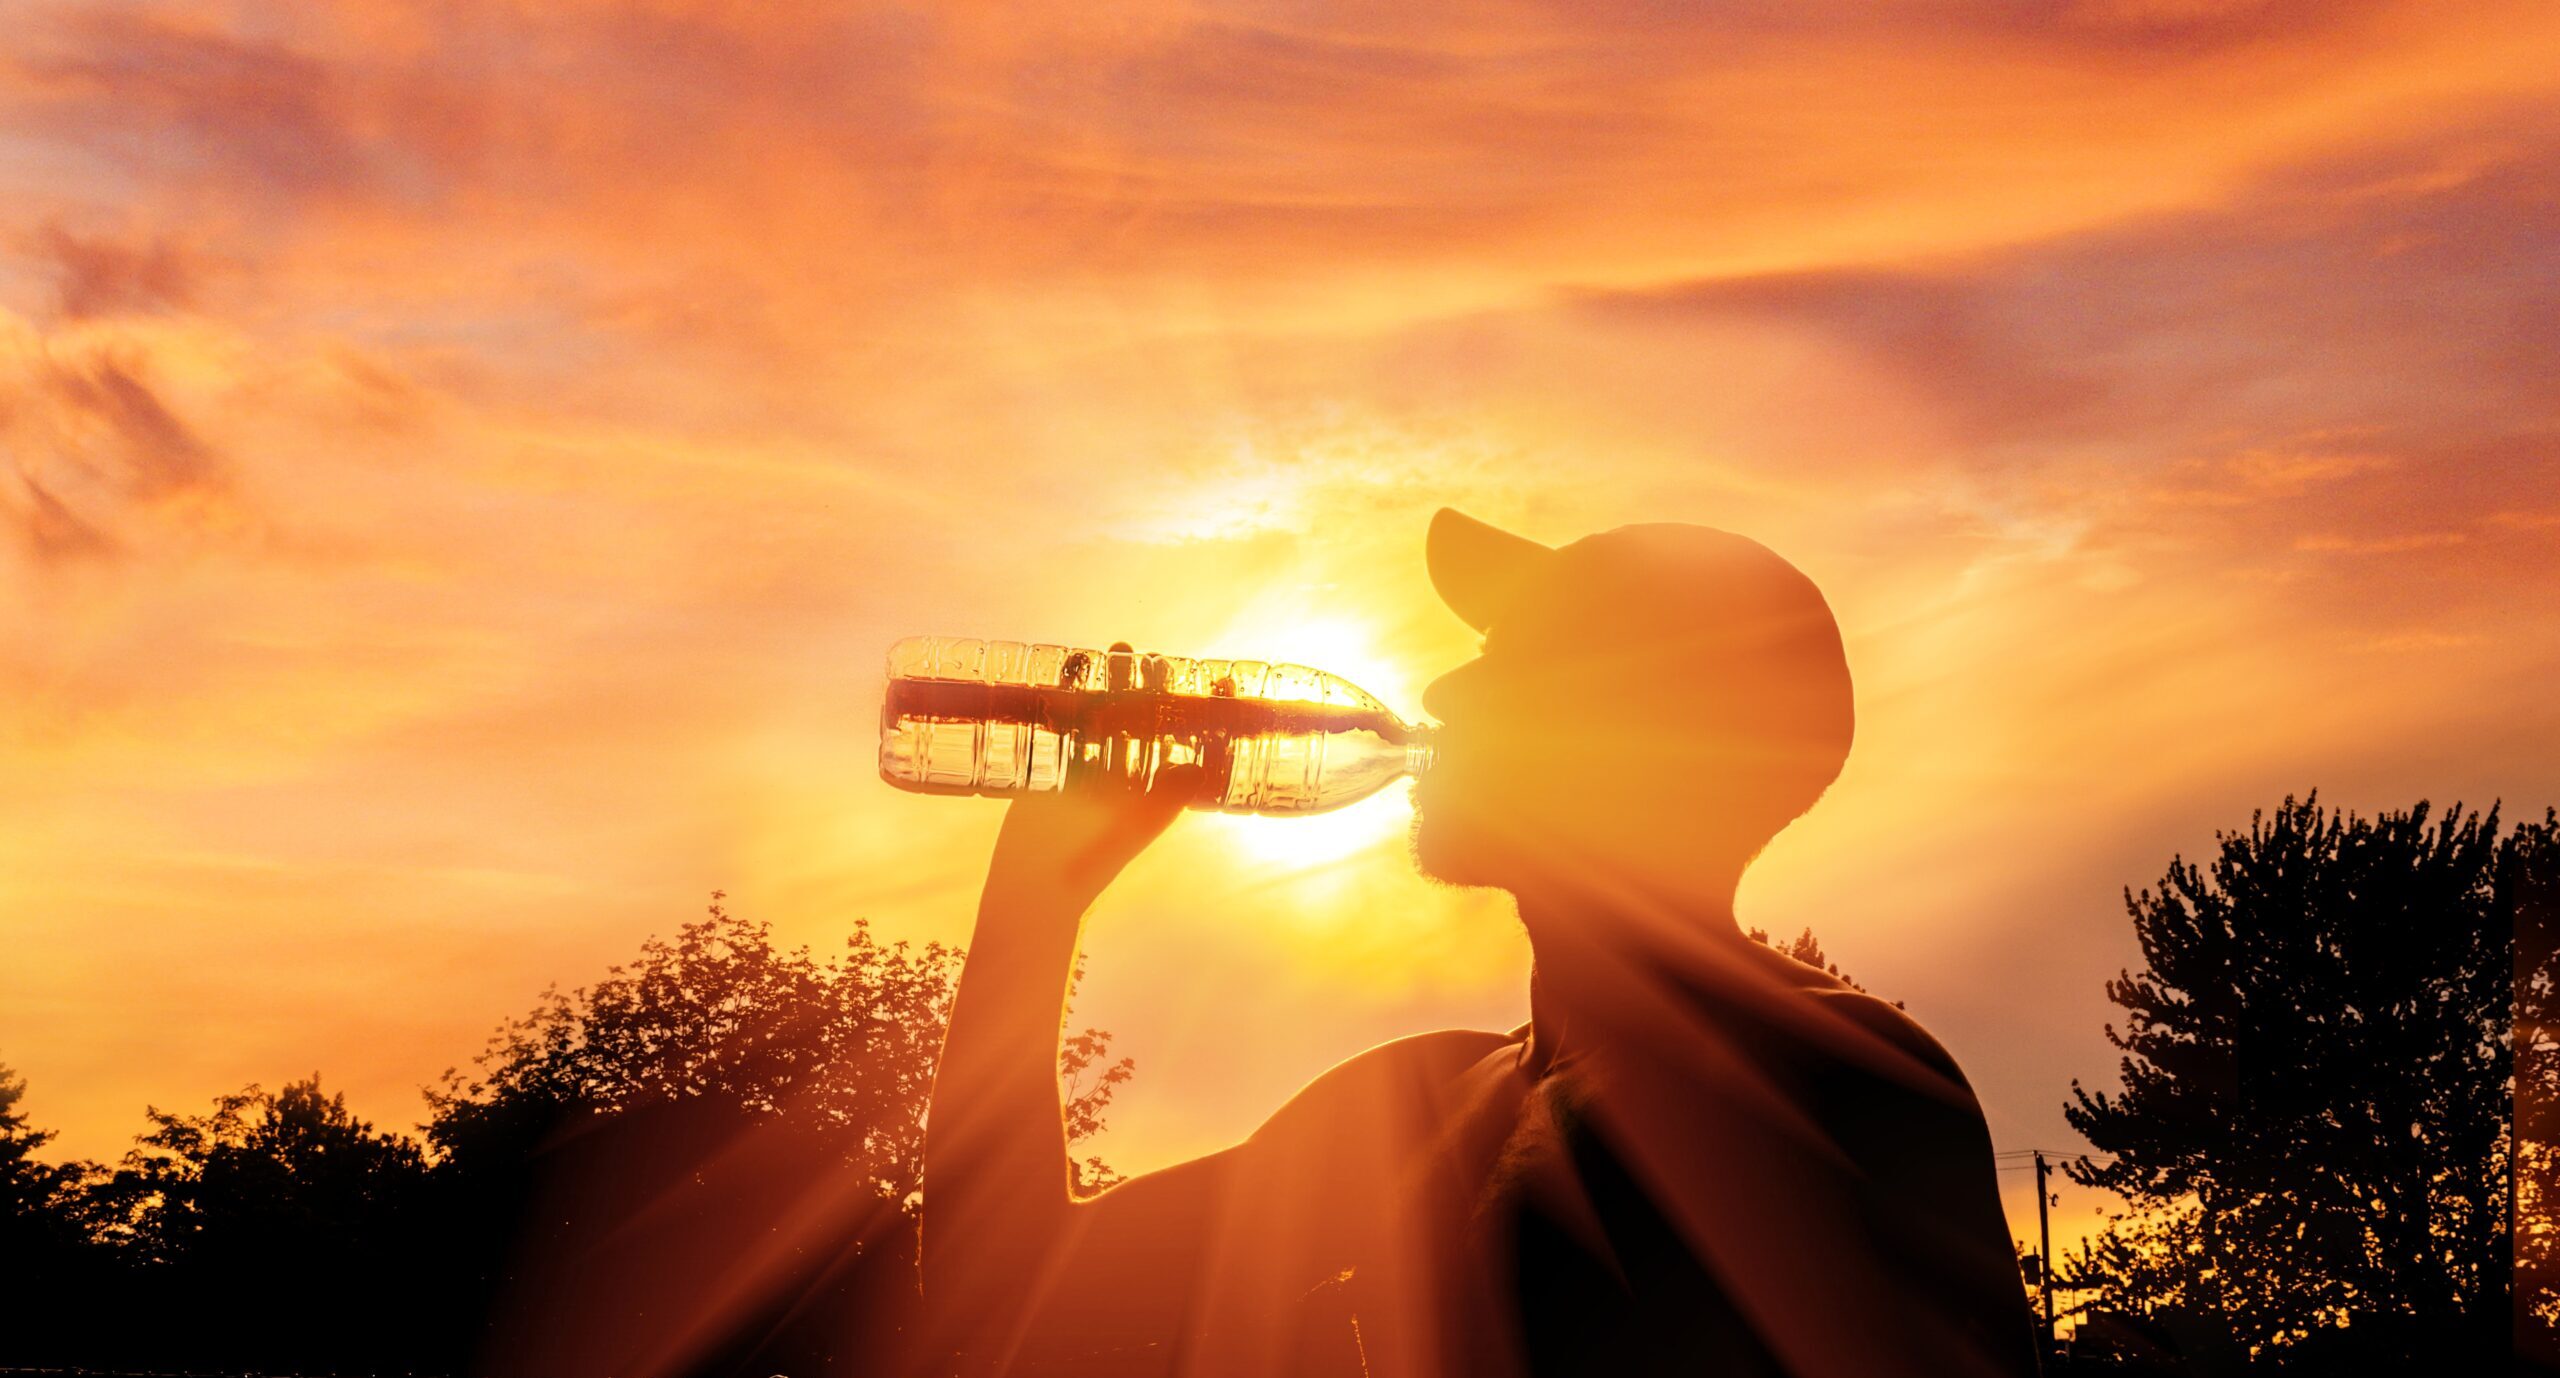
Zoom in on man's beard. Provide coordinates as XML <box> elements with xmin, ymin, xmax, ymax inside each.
<box><xmin>1409</xmin><ymin>808</ymin><xmax>1500</xmax><ymax>890</ymax></box>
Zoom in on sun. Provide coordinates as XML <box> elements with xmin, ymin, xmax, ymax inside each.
<box><xmin>1196</xmin><ymin>611</ymin><xmax>1429</xmax><ymax>873</ymax></box>
<box><xmin>1219</xmin><ymin>612</ymin><xmax>1419</xmax><ymax>715</ymax></box>
<box><xmin>1208</xmin><ymin>784</ymin><xmax>1417</xmax><ymax>871</ymax></box>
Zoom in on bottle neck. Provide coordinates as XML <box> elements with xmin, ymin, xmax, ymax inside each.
<box><xmin>1404</xmin><ymin>725</ymin><xmax>1437</xmax><ymax>780</ymax></box>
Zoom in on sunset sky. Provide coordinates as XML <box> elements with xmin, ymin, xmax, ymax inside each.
<box><xmin>6</xmin><ymin>0</ymin><xmax>2558</xmax><ymax>1264</ymax></box>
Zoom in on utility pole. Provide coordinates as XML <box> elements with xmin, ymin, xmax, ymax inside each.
<box><xmin>2035</xmin><ymin>1150</ymin><xmax>2057</xmax><ymax>1350</ymax></box>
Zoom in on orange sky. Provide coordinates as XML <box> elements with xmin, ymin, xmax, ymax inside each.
<box><xmin>6</xmin><ymin>0</ymin><xmax>2559</xmax><ymax>1263</ymax></box>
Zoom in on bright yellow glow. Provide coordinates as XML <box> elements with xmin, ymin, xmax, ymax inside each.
<box><xmin>1195</xmin><ymin>611</ymin><xmax>1424</xmax><ymax>871</ymax></box>
<box><xmin>1209</xmin><ymin>785</ymin><xmax>1415</xmax><ymax>874</ymax></box>
<box><xmin>1208</xmin><ymin>612</ymin><xmax>1421</xmax><ymax>721</ymax></box>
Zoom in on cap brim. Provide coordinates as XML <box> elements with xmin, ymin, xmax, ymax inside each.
<box><xmin>1428</xmin><ymin>508</ymin><xmax>1556</xmax><ymax>632</ymax></box>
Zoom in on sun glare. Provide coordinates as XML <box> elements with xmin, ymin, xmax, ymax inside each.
<box><xmin>1199</xmin><ymin>611</ymin><xmax>1428</xmax><ymax>872</ymax></box>
<box><xmin>1211</xmin><ymin>612</ymin><xmax>1419</xmax><ymax>715</ymax></box>
<box><xmin>1209</xmin><ymin>785</ymin><xmax>1416</xmax><ymax>872</ymax></box>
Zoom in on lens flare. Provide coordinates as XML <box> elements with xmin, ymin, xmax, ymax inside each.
<box><xmin>1193</xmin><ymin>613</ymin><xmax>1426</xmax><ymax>870</ymax></box>
<box><xmin>1209</xmin><ymin>786</ymin><xmax>1414</xmax><ymax>872</ymax></box>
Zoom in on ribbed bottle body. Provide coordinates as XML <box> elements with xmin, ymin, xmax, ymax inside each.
<box><xmin>878</xmin><ymin>636</ymin><xmax>1431</xmax><ymax>817</ymax></box>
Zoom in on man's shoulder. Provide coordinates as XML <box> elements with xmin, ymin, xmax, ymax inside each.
<box><xmin>1805</xmin><ymin>982</ymin><xmax>1969</xmax><ymax>1089</ymax></box>
<box><xmin>1246</xmin><ymin>1028</ymin><xmax>1519</xmax><ymax>1148</ymax></box>
<box><xmin>1723</xmin><ymin>937</ymin><xmax>1971</xmax><ymax>1092</ymax></box>
<box><xmin>1294</xmin><ymin>1027</ymin><xmax>1523</xmax><ymax>1098</ymax></box>
<box><xmin>1760</xmin><ymin>975</ymin><xmax>1997</xmax><ymax>1173</ymax></box>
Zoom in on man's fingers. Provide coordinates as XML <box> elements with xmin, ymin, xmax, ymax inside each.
<box><xmin>1152</xmin><ymin>763</ymin><xmax>1210</xmax><ymax>808</ymax></box>
<box><xmin>1102</xmin><ymin>764</ymin><xmax>1204</xmax><ymax>848</ymax></box>
<box><xmin>1046</xmin><ymin>763</ymin><xmax>1205</xmax><ymax>890</ymax></box>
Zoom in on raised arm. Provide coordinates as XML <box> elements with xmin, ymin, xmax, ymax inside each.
<box><xmin>916</xmin><ymin>768</ymin><xmax>1229</xmax><ymax>1373</ymax></box>
<box><xmin>914</xmin><ymin>766</ymin><xmax>1499</xmax><ymax>1376</ymax></box>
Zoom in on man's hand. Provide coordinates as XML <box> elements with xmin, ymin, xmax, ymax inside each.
<box><xmin>985</xmin><ymin>763</ymin><xmax>1207</xmax><ymax>914</ymax></box>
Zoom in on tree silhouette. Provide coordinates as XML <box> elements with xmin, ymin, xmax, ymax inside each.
<box><xmin>94</xmin><ymin>1076</ymin><xmax>429</xmax><ymax>1262</ymax></box>
<box><xmin>65</xmin><ymin>1074</ymin><xmax>440</xmax><ymax>1370</ymax></box>
<box><xmin>2515</xmin><ymin>808</ymin><xmax>2560</xmax><ymax>1364</ymax></box>
<box><xmin>1746</xmin><ymin>924</ymin><xmax>1896</xmax><ymax>1004</ymax></box>
<box><xmin>2063</xmin><ymin>795</ymin><xmax>2541</xmax><ymax>1373</ymax></box>
<box><xmin>0</xmin><ymin>1062</ymin><xmax>104</xmax><ymax>1362</ymax></box>
<box><xmin>0</xmin><ymin>1061</ymin><xmax>89</xmax><ymax>1245</ymax></box>
<box><xmin>428</xmin><ymin>893</ymin><xmax>1128</xmax><ymax>1205</ymax></box>
<box><xmin>423</xmin><ymin>893</ymin><xmax>1132</xmax><ymax>1376</ymax></box>
<box><xmin>0</xmin><ymin>894</ymin><xmax>1135</xmax><ymax>1376</ymax></box>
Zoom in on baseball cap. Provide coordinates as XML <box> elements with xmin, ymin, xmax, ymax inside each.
<box><xmin>1426</xmin><ymin>507</ymin><xmax>1855</xmax><ymax>754</ymax></box>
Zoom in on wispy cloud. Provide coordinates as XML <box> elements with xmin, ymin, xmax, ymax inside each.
<box><xmin>1</xmin><ymin>323</ymin><xmax>247</xmax><ymax>566</ymax></box>
<box><xmin>31</xmin><ymin>221</ymin><xmax>200</xmax><ymax>320</ymax></box>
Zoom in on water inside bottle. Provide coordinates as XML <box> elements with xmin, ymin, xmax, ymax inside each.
<box><xmin>879</xmin><ymin>637</ymin><xmax>1432</xmax><ymax>816</ymax></box>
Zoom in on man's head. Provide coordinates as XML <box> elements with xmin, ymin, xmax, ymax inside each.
<box><xmin>1412</xmin><ymin>509</ymin><xmax>1854</xmax><ymax>910</ymax></box>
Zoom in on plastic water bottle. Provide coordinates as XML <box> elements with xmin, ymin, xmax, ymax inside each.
<box><xmin>878</xmin><ymin>636</ymin><xmax>1435</xmax><ymax>816</ymax></box>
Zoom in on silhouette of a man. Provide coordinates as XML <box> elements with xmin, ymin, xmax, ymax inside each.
<box><xmin>918</xmin><ymin>511</ymin><xmax>2039</xmax><ymax>1377</ymax></box>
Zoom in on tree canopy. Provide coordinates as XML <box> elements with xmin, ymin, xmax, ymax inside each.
<box><xmin>1746</xmin><ymin>924</ymin><xmax>1893</xmax><ymax>1003</ymax></box>
<box><xmin>2062</xmin><ymin>795</ymin><xmax>2549</xmax><ymax>1372</ymax></box>
<box><xmin>2515</xmin><ymin>808</ymin><xmax>2560</xmax><ymax>1363</ymax></box>
<box><xmin>0</xmin><ymin>894</ymin><xmax>1133</xmax><ymax>1376</ymax></box>
<box><xmin>0</xmin><ymin>1062</ymin><xmax>100</xmax><ymax>1319</ymax></box>
<box><xmin>428</xmin><ymin>892</ymin><xmax>1128</xmax><ymax>1203</ymax></box>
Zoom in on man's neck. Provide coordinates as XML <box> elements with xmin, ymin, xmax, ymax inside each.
<box><xmin>1513</xmin><ymin>869</ymin><xmax>1744</xmax><ymax>1078</ymax></box>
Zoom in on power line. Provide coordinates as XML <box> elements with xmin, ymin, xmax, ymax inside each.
<box><xmin>1992</xmin><ymin>1149</ymin><xmax>2114</xmax><ymax>1164</ymax></box>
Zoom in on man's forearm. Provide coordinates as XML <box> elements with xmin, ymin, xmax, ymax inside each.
<box><xmin>916</xmin><ymin>776</ymin><xmax>1199</xmax><ymax>1369</ymax></box>
<box><xmin>917</xmin><ymin>876</ymin><xmax>1091</xmax><ymax>1353</ymax></box>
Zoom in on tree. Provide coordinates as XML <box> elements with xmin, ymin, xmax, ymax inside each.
<box><xmin>2063</xmin><ymin>795</ymin><xmax>2534</xmax><ymax>1373</ymax></box>
<box><xmin>0</xmin><ymin>1062</ymin><xmax>101</xmax><ymax>1358</ymax></box>
<box><xmin>0</xmin><ymin>894</ymin><xmax>1139</xmax><ymax>1377</ymax></box>
<box><xmin>74</xmin><ymin>1075</ymin><xmax>437</xmax><ymax>1370</ymax></box>
<box><xmin>424</xmin><ymin>893</ymin><xmax>1136</xmax><ymax>1376</ymax></box>
<box><xmin>0</xmin><ymin>1061</ymin><xmax>89</xmax><ymax>1242</ymax></box>
<box><xmin>1746</xmin><ymin>924</ymin><xmax>1899</xmax><ymax>1005</ymax></box>
<box><xmin>428</xmin><ymin>892</ymin><xmax>1128</xmax><ymax>1205</ymax></box>
<box><xmin>96</xmin><ymin>1076</ymin><xmax>429</xmax><ymax>1263</ymax></box>
<box><xmin>2514</xmin><ymin>809</ymin><xmax>2560</xmax><ymax>1364</ymax></box>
